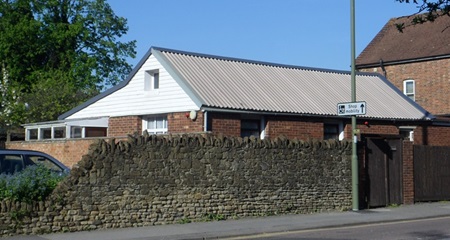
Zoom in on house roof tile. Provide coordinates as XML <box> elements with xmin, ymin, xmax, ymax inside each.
<box><xmin>356</xmin><ymin>14</ymin><xmax>450</xmax><ymax>67</ymax></box>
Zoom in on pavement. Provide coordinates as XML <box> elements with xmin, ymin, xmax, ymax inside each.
<box><xmin>5</xmin><ymin>202</ymin><xmax>450</xmax><ymax>240</ymax></box>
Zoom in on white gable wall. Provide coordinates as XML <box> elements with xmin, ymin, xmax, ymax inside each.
<box><xmin>65</xmin><ymin>55</ymin><xmax>200</xmax><ymax>120</ymax></box>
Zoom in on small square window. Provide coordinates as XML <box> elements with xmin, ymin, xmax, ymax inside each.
<box><xmin>28</xmin><ymin>129</ymin><xmax>38</xmax><ymax>140</ymax></box>
<box><xmin>71</xmin><ymin>126</ymin><xmax>82</xmax><ymax>138</ymax></box>
<box><xmin>41</xmin><ymin>128</ymin><xmax>52</xmax><ymax>139</ymax></box>
<box><xmin>144</xmin><ymin>70</ymin><xmax>160</xmax><ymax>91</ymax></box>
<box><xmin>324</xmin><ymin>124</ymin><xmax>339</xmax><ymax>140</ymax></box>
<box><xmin>241</xmin><ymin>119</ymin><xmax>260</xmax><ymax>138</ymax></box>
<box><xmin>54</xmin><ymin>127</ymin><xmax>66</xmax><ymax>139</ymax></box>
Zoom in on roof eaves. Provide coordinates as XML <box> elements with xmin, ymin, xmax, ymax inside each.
<box><xmin>58</xmin><ymin>47</ymin><xmax>154</xmax><ymax>120</ymax></box>
<box><xmin>356</xmin><ymin>54</ymin><xmax>450</xmax><ymax>69</ymax></box>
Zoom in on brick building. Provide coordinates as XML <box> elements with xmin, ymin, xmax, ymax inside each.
<box><xmin>356</xmin><ymin>14</ymin><xmax>450</xmax><ymax>118</ymax></box>
<box><xmin>9</xmin><ymin>46</ymin><xmax>450</xmax><ymax>207</ymax></box>
<box><xmin>20</xmin><ymin>47</ymin><xmax>436</xmax><ymax>142</ymax></box>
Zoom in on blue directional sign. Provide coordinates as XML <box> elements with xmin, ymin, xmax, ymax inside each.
<box><xmin>337</xmin><ymin>101</ymin><xmax>367</xmax><ymax>116</ymax></box>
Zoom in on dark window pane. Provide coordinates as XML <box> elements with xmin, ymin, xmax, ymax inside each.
<box><xmin>241</xmin><ymin>120</ymin><xmax>260</xmax><ymax>138</ymax></box>
<box><xmin>324</xmin><ymin>124</ymin><xmax>339</xmax><ymax>140</ymax></box>
<box><xmin>154</xmin><ymin>73</ymin><xmax>159</xmax><ymax>89</ymax></box>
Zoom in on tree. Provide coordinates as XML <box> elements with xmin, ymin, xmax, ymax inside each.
<box><xmin>395</xmin><ymin>0</ymin><xmax>450</xmax><ymax>31</ymax></box>
<box><xmin>0</xmin><ymin>0</ymin><xmax>136</xmax><ymax>130</ymax></box>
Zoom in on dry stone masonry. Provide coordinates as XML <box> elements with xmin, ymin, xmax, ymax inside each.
<box><xmin>1</xmin><ymin>133</ymin><xmax>352</xmax><ymax>236</ymax></box>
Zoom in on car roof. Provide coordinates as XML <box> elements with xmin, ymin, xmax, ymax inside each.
<box><xmin>0</xmin><ymin>149</ymin><xmax>50</xmax><ymax>155</ymax></box>
<box><xmin>0</xmin><ymin>149</ymin><xmax>69</xmax><ymax>171</ymax></box>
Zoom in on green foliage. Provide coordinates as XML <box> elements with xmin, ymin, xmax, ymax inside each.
<box><xmin>0</xmin><ymin>0</ymin><xmax>136</xmax><ymax>126</ymax></box>
<box><xmin>202</xmin><ymin>213</ymin><xmax>226</xmax><ymax>222</ymax></box>
<box><xmin>395</xmin><ymin>0</ymin><xmax>450</xmax><ymax>31</ymax></box>
<box><xmin>0</xmin><ymin>164</ymin><xmax>67</xmax><ymax>203</ymax></box>
<box><xmin>177</xmin><ymin>218</ymin><xmax>192</xmax><ymax>224</ymax></box>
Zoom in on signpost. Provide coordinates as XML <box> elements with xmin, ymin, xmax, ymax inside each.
<box><xmin>337</xmin><ymin>101</ymin><xmax>366</xmax><ymax>116</ymax></box>
<box><xmin>350</xmin><ymin>0</ymin><xmax>358</xmax><ymax>212</ymax></box>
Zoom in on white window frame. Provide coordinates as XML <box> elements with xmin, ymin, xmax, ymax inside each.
<box><xmin>399</xmin><ymin>126</ymin><xmax>416</xmax><ymax>142</ymax></box>
<box><xmin>403</xmin><ymin>79</ymin><xmax>415</xmax><ymax>101</ymax></box>
<box><xmin>142</xmin><ymin>115</ymin><xmax>168</xmax><ymax>135</ymax></box>
<box><xmin>144</xmin><ymin>70</ymin><xmax>160</xmax><ymax>91</ymax></box>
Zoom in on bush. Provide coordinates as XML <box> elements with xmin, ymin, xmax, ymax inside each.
<box><xmin>0</xmin><ymin>164</ymin><xmax>67</xmax><ymax>203</ymax></box>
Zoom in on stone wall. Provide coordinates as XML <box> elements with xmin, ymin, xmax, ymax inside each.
<box><xmin>0</xmin><ymin>133</ymin><xmax>352</xmax><ymax>236</ymax></box>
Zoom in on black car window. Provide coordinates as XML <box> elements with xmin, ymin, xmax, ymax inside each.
<box><xmin>0</xmin><ymin>154</ymin><xmax>24</xmax><ymax>174</ymax></box>
<box><xmin>27</xmin><ymin>155</ymin><xmax>63</xmax><ymax>172</ymax></box>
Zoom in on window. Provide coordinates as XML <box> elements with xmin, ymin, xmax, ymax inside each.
<box><xmin>27</xmin><ymin>129</ymin><xmax>38</xmax><ymax>140</ymax></box>
<box><xmin>324</xmin><ymin>123</ymin><xmax>339</xmax><ymax>140</ymax></box>
<box><xmin>70</xmin><ymin>126</ymin><xmax>107</xmax><ymax>138</ymax></box>
<box><xmin>241</xmin><ymin>119</ymin><xmax>260</xmax><ymax>138</ymax></box>
<box><xmin>0</xmin><ymin>155</ymin><xmax>24</xmax><ymax>174</ymax></box>
<box><xmin>28</xmin><ymin>155</ymin><xmax>63</xmax><ymax>172</ymax></box>
<box><xmin>144</xmin><ymin>70</ymin><xmax>160</xmax><ymax>91</ymax></box>
<box><xmin>399</xmin><ymin>127</ymin><xmax>415</xmax><ymax>142</ymax></box>
<box><xmin>71</xmin><ymin>126</ymin><xmax>83</xmax><ymax>138</ymax></box>
<box><xmin>53</xmin><ymin>127</ymin><xmax>66</xmax><ymax>139</ymax></box>
<box><xmin>85</xmin><ymin>127</ymin><xmax>107</xmax><ymax>137</ymax></box>
<box><xmin>143</xmin><ymin>115</ymin><xmax>168</xmax><ymax>134</ymax></box>
<box><xmin>41</xmin><ymin>128</ymin><xmax>52</xmax><ymax>139</ymax></box>
<box><xmin>153</xmin><ymin>72</ymin><xmax>159</xmax><ymax>89</ymax></box>
<box><xmin>403</xmin><ymin>80</ymin><xmax>415</xmax><ymax>101</ymax></box>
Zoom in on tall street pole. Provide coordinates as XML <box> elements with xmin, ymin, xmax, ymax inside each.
<box><xmin>350</xmin><ymin>0</ymin><xmax>359</xmax><ymax>211</ymax></box>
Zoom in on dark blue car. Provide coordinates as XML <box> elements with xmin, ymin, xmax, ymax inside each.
<box><xmin>0</xmin><ymin>149</ymin><xmax>69</xmax><ymax>175</ymax></box>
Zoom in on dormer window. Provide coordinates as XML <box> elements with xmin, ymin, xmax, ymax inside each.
<box><xmin>145</xmin><ymin>70</ymin><xmax>160</xmax><ymax>91</ymax></box>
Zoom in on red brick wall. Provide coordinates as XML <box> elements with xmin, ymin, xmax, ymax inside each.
<box><xmin>344</xmin><ymin>122</ymin><xmax>399</xmax><ymax>139</ymax></box>
<box><xmin>359</xmin><ymin>58</ymin><xmax>450</xmax><ymax>116</ymax></box>
<box><xmin>6</xmin><ymin>139</ymin><xmax>101</xmax><ymax>168</ymax></box>
<box><xmin>169</xmin><ymin>111</ymin><xmax>204</xmax><ymax>133</ymax></box>
<box><xmin>209</xmin><ymin>113</ymin><xmax>241</xmax><ymax>137</ymax></box>
<box><xmin>414</xmin><ymin>125</ymin><xmax>450</xmax><ymax>146</ymax></box>
<box><xmin>402</xmin><ymin>140</ymin><xmax>414</xmax><ymax>204</ymax></box>
<box><xmin>108</xmin><ymin>116</ymin><xmax>142</xmax><ymax>137</ymax></box>
<box><xmin>266</xmin><ymin>117</ymin><xmax>323</xmax><ymax>140</ymax></box>
<box><xmin>358</xmin><ymin>123</ymin><xmax>399</xmax><ymax>136</ymax></box>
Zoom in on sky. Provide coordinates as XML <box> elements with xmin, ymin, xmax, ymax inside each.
<box><xmin>107</xmin><ymin>0</ymin><xmax>421</xmax><ymax>71</ymax></box>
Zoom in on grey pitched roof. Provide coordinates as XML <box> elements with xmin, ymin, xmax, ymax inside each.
<box><xmin>153</xmin><ymin>47</ymin><xmax>432</xmax><ymax>120</ymax></box>
<box><xmin>60</xmin><ymin>46</ymin><xmax>433</xmax><ymax>121</ymax></box>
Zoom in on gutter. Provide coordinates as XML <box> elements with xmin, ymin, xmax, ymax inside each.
<box><xmin>356</xmin><ymin>54</ymin><xmax>450</xmax><ymax>69</ymax></box>
<box><xmin>200</xmin><ymin>107</ymin><xmax>432</xmax><ymax>122</ymax></box>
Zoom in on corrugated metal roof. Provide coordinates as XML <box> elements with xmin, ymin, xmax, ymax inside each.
<box><xmin>153</xmin><ymin>47</ymin><xmax>432</xmax><ymax>120</ymax></box>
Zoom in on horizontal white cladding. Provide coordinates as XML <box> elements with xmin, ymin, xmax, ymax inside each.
<box><xmin>65</xmin><ymin>55</ymin><xmax>199</xmax><ymax>120</ymax></box>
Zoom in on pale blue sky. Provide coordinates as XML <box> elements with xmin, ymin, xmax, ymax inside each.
<box><xmin>107</xmin><ymin>0</ymin><xmax>420</xmax><ymax>71</ymax></box>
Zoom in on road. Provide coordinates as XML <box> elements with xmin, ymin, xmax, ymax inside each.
<box><xmin>223</xmin><ymin>216</ymin><xmax>450</xmax><ymax>240</ymax></box>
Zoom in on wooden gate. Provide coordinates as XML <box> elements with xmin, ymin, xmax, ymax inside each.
<box><xmin>364</xmin><ymin>137</ymin><xmax>402</xmax><ymax>207</ymax></box>
<box><xmin>414</xmin><ymin>145</ymin><xmax>450</xmax><ymax>202</ymax></box>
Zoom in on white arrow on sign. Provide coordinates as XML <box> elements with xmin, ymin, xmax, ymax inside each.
<box><xmin>337</xmin><ymin>101</ymin><xmax>367</xmax><ymax>116</ymax></box>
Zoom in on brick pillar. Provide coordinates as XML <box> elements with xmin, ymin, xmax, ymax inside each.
<box><xmin>402</xmin><ymin>141</ymin><xmax>414</xmax><ymax>204</ymax></box>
